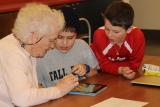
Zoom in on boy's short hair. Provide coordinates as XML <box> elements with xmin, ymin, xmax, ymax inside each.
<box><xmin>60</xmin><ymin>6</ymin><xmax>81</xmax><ymax>34</ymax></box>
<box><xmin>103</xmin><ymin>1</ymin><xmax>134</xmax><ymax>30</ymax></box>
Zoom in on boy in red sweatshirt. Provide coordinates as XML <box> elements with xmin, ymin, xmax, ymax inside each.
<box><xmin>91</xmin><ymin>1</ymin><xmax>145</xmax><ymax>79</ymax></box>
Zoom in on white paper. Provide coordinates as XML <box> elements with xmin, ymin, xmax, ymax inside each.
<box><xmin>91</xmin><ymin>97</ymin><xmax>148</xmax><ymax>107</ymax></box>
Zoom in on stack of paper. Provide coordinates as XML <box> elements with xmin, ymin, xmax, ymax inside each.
<box><xmin>91</xmin><ymin>97</ymin><xmax>148</xmax><ymax>107</ymax></box>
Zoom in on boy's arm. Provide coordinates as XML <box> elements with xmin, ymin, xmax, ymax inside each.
<box><xmin>90</xmin><ymin>30</ymin><xmax>121</xmax><ymax>74</ymax></box>
<box><xmin>119</xmin><ymin>29</ymin><xmax>145</xmax><ymax>71</ymax></box>
<box><xmin>127</xmin><ymin>31</ymin><xmax>145</xmax><ymax>71</ymax></box>
<box><xmin>91</xmin><ymin>40</ymin><xmax>121</xmax><ymax>74</ymax></box>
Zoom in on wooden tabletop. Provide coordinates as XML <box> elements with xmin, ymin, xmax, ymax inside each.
<box><xmin>35</xmin><ymin>55</ymin><xmax>160</xmax><ymax>107</ymax></box>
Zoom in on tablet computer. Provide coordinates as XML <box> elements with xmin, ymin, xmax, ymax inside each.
<box><xmin>69</xmin><ymin>83</ymin><xmax>107</xmax><ymax>96</ymax></box>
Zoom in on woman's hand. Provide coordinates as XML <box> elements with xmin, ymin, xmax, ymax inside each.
<box><xmin>56</xmin><ymin>74</ymin><xmax>79</xmax><ymax>97</ymax></box>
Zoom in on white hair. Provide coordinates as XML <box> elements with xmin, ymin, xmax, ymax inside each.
<box><xmin>12</xmin><ymin>3</ymin><xmax>64</xmax><ymax>43</ymax></box>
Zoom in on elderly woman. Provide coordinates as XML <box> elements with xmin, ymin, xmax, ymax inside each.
<box><xmin>0</xmin><ymin>3</ymin><xmax>78</xmax><ymax>107</ymax></box>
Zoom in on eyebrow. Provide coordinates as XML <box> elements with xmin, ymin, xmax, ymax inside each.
<box><xmin>58</xmin><ymin>34</ymin><xmax>75</xmax><ymax>37</ymax></box>
<box><xmin>113</xmin><ymin>29</ymin><xmax>121</xmax><ymax>32</ymax></box>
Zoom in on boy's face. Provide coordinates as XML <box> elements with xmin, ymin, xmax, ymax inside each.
<box><xmin>55</xmin><ymin>31</ymin><xmax>77</xmax><ymax>53</ymax></box>
<box><xmin>104</xmin><ymin>19</ymin><xmax>128</xmax><ymax>44</ymax></box>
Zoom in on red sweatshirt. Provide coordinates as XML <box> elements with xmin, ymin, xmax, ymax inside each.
<box><xmin>91</xmin><ymin>26</ymin><xmax>145</xmax><ymax>75</ymax></box>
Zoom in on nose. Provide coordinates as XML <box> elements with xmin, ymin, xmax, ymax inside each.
<box><xmin>62</xmin><ymin>38</ymin><xmax>68</xmax><ymax>47</ymax></box>
<box><xmin>108</xmin><ymin>31</ymin><xmax>115</xmax><ymax>40</ymax></box>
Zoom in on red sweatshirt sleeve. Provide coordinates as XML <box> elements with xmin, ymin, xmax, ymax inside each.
<box><xmin>91</xmin><ymin>42</ymin><xmax>121</xmax><ymax>75</ymax></box>
<box><xmin>91</xmin><ymin>28</ymin><xmax>145</xmax><ymax>75</ymax></box>
<box><xmin>124</xmin><ymin>29</ymin><xmax>145</xmax><ymax>71</ymax></box>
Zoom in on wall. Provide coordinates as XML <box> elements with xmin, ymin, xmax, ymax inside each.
<box><xmin>130</xmin><ymin>0</ymin><xmax>160</xmax><ymax>30</ymax></box>
<box><xmin>129</xmin><ymin>0</ymin><xmax>160</xmax><ymax>56</ymax></box>
<box><xmin>0</xmin><ymin>0</ymin><xmax>81</xmax><ymax>38</ymax></box>
<box><xmin>66</xmin><ymin>0</ymin><xmax>114</xmax><ymax>35</ymax></box>
<box><xmin>122</xmin><ymin>0</ymin><xmax>129</xmax><ymax>3</ymax></box>
<box><xmin>0</xmin><ymin>0</ymin><xmax>115</xmax><ymax>39</ymax></box>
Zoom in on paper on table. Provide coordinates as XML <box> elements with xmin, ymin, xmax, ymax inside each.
<box><xmin>91</xmin><ymin>97</ymin><xmax>148</xmax><ymax>107</ymax></box>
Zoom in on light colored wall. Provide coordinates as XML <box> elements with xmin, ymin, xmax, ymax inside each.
<box><xmin>122</xmin><ymin>0</ymin><xmax>129</xmax><ymax>3</ymax></box>
<box><xmin>130</xmin><ymin>0</ymin><xmax>160</xmax><ymax>30</ymax></box>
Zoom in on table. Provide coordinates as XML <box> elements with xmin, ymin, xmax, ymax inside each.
<box><xmin>35</xmin><ymin>55</ymin><xmax>160</xmax><ymax>107</ymax></box>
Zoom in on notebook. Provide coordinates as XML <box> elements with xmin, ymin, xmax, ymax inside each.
<box><xmin>131</xmin><ymin>75</ymin><xmax>160</xmax><ymax>86</ymax></box>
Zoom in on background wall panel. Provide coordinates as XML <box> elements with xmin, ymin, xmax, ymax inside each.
<box><xmin>130</xmin><ymin>0</ymin><xmax>160</xmax><ymax>30</ymax></box>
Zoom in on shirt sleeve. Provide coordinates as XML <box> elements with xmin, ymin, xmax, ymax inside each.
<box><xmin>1</xmin><ymin>51</ymin><xmax>62</xmax><ymax>107</ymax></box>
<box><xmin>124</xmin><ymin>29</ymin><xmax>145</xmax><ymax>71</ymax></box>
<box><xmin>79</xmin><ymin>39</ymin><xmax>99</xmax><ymax>69</ymax></box>
<box><xmin>91</xmin><ymin>42</ymin><xmax>121</xmax><ymax>74</ymax></box>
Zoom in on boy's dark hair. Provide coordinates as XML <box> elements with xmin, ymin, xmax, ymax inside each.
<box><xmin>60</xmin><ymin>6</ymin><xmax>81</xmax><ymax>34</ymax></box>
<box><xmin>103</xmin><ymin>1</ymin><xmax>134</xmax><ymax>30</ymax></box>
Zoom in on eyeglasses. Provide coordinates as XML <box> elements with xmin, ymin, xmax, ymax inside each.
<box><xmin>13</xmin><ymin>34</ymin><xmax>44</xmax><ymax>47</ymax></box>
<box><xmin>21</xmin><ymin>36</ymin><xmax>44</xmax><ymax>47</ymax></box>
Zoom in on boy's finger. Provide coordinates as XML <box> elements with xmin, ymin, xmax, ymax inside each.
<box><xmin>71</xmin><ymin>67</ymin><xmax>78</xmax><ymax>73</ymax></box>
<box><xmin>124</xmin><ymin>69</ymin><xmax>133</xmax><ymax>75</ymax></box>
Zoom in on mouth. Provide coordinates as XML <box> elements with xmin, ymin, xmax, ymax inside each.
<box><xmin>60</xmin><ymin>47</ymin><xmax>68</xmax><ymax>50</ymax></box>
<box><xmin>109</xmin><ymin>39</ymin><xmax>115</xmax><ymax>43</ymax></box>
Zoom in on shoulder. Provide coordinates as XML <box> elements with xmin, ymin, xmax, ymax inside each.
<box><xmin>128</xmin><ymin>27</ymin><xmax>145</xmax><ymax>40</ymax></box>
<box><xmin>126</xmin><ymin>27</ymin><xmax>145</xmax><ymax>47</ymax></box>
<box><xmin>94</xmin><ymin>26</ymin><xmax>106</xmax><ymax>35</ymax></box>
<box><xmin>74</xmin><ymin>39</ymin><xmax>89</xmax><ymax>47</ymax></box>
<box><xmin>93</xmin><ymin>26</ymin><xmax>108</xmax><ymax>41</ymax></box>
<box><xmin>0</xmin><ymin>34</ymin><xmax>13</xmax><ymax>46</ymax></box>
<box><xmin>0</xmin><ymin>34</ymin><xmax>21</xmax><ymax>54</ymax></box>
<box><xmin>92</xmin><ymin>26</ymin><xmax>109</xmax><ymax>48</ymax></box>
<box><xmin>73</xmin><ymin>39</ymin><xmax>93</xmax><ymax>52</ymax></box>
<box><xmin>129</xmin><ymin>27</ymin><xmax>144</xmax><ymax>36</ymax></box>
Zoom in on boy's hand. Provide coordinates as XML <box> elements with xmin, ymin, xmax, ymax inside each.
<box><xmin>118</xmin><ymin>67</ymin><xmax>136</xmax><ymax>79</ymax></box>
<box><xmin>71</xmin><ymin>64</ymin><xmax>86</xmax><ymax>76</ymax></box>
<box><xmin>56</xmin><ymin>74</ymin><xmax>79</xmax><ymax>97</ymax></box>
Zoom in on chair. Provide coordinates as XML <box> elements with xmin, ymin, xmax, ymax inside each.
<box><xmin>79</xmin><ymin>17</ymin><xmax>91</xmax><ymax>44</ymax></box>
